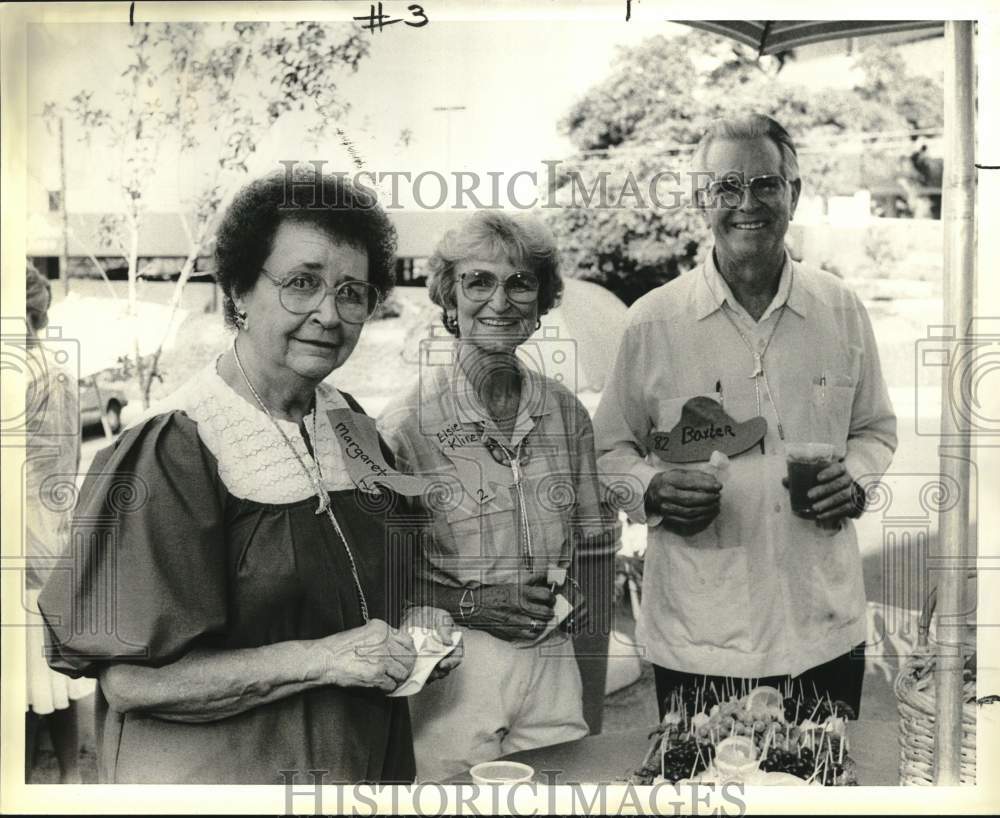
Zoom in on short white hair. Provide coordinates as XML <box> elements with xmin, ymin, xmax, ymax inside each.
<box><xmin>691</xmin><ymin>114</ymin><xmax>800</xmax><ymax>181</ymax></box>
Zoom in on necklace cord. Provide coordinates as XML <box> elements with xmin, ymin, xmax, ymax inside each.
<box><xmin>709</xmin><ymin>265</ymin><xmax>791</xmax><ymax>442</ymax></box>
<box><xmin>232</xmin><ymin>342</ymin><xmax>370</xmax><ymax>623</ymax></box>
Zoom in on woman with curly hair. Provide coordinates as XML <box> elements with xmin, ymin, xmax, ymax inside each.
<box><xmin>378</xmin><ymin>211</ymin><xmax>618</xmax><ymax>781</ymax></box>
<box><xmin>38</xmin><ymin>168</ymin><xmax>459</xmax><ymax>784</ymax></box>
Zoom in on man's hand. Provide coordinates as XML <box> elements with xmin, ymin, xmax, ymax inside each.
<box><xmin>644</xmin><ymin>469</ymin><xmax>722</xmax><ymax>536</ymax></box>
<box><xmin>806</xmin><ymin>461</ymin><xmax>865</xmax><ymax>524</ymax></box>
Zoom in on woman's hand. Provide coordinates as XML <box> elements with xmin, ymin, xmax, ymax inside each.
<box><xmin>466</xmin><ymin>573</ymin><xmax>556</xmax><ymax>642</ymax></box>
<box><xmin>402</xmin><ymin>605</ymin><xmax>463</xmax><ymax>682</ymax></box>
<box><xmin>316</xmin><ymin>619</ymin><xmax>416</xmax><ymax>693</ymax></box>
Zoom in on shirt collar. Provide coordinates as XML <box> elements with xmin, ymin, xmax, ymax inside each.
<box><xmin>445</xmin><ymin>345</ymin><xmax>552</xmax><ymax>444</ymax></box>
<box><xmin>693</xmin><ymin>248</ymin><xmax>808</xmax><ymax>322</ymax></box>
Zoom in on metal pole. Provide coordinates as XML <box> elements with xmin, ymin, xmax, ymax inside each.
<box><xmin>933</xmin><ymin>20</ymin><xmax>975</xmax><ymax>786</ymax></box>
<box><xmin>432</xmin><ymin>105</ymin><xmax>466</xmax><ymax>170</ymax></box>
<box><xmin>58</xmin><ymin>115</ymin><xmax>70</xmax><ymax>295</ymax></box>
<box><xmin>973</xmin><ymin>15</ymin><xmax>1000</xmax><ymax>787</ymax></box>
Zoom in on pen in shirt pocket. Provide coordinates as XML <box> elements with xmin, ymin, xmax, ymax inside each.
<box><xmin>811</xmin><ymin>374</ymin><xmax>828</xmax><ymax>393</ymax></box>
<box><xmin>715</xmin><ymin>379</ymin><xmax>724</xmax><ymax>410</ymax></box>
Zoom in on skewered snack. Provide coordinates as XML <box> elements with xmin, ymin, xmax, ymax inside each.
<box><xmin>628</xmin><ymin>681</ymin><xmax>858</xmax><ymax>786</ymax></box>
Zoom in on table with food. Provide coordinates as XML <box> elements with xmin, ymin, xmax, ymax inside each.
<box><xmin>449</xmin><ymin>683</ymin><xmax>902</xmax><ymax>787</ymax></box>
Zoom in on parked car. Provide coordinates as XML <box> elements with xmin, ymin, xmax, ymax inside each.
<box><xmin>79</xmin><ymin>377</ymin><xmax>128</xmax><ymax>434</ymax></box>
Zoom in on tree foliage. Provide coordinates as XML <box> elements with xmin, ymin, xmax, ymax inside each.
<box><xmin>47</xmin><ymin>22</ymin><xmax>369</xmax><ymax>406</ymax></box>
<box><xmin>544</xmin><ymin>30</ymin><xmax>943</xmax><ymax>304</ymax></box>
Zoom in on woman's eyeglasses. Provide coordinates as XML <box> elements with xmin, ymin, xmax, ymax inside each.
<box><xmin>261</xmin><ymin>270</ymin><xmax>381</xmax><ymax>323</ymax></box>
<box><xmin>459</xmin><ymin>270</ymin><xmax>540</xmax><ymax>305</ymax></box>
<box><xmin>702</xmin><ymin>173</ymin><xmax>790</xmax><ymax>209</ymax></box>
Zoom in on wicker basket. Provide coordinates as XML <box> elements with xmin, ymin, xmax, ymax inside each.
<box><xmin>894</xmin><ymin>584</ymin><xmax>977</xmax><ymax>785</ymax></box>
<box><xmin>894</xmin><ymin>651</ymin><xmax>976</xmax><ymax>785</ymax></box>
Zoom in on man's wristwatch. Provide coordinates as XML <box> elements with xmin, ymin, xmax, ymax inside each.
<box><xmin>458</xmin><ymin>588</ymin><xmax>477</xmax><ymax>621</ymax></box>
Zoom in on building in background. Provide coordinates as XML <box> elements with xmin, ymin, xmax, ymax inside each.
<box><xmin>27</xmin><ymin>204</ymin><xmax>463</xmax><ymax>287</ymax></box>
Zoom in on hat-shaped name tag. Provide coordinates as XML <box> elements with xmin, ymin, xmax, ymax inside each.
<box><xmin>647</xmin><ymin>396</ymin><xmax>766</xmax><ymax>462</ymax></box>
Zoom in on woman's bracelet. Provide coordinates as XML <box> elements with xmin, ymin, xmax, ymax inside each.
<box><xmin>458</xmin><ymin>588</ymin><xmax>477</xmax><ymax>621</ymax></box>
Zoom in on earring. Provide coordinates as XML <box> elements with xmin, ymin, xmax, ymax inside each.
<box><xmin>235</xmin><ymin>309</ymin><xmax>249</xmax><ymax>331</ymax></box>
<box><xmin>443</xmin><ymin>310</ymin><xmax>459</xmax><ymax>335</ymax></box>
<box><xmin>535</xmin><ymin>318</ymin><xmax>542</xmax><ymax>331</ymax></box>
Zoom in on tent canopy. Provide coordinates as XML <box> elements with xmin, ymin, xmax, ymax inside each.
<box><xmin>681</xmin><ymin>20</ymin><xmax>943</xmax><ymax>55</ymax></box>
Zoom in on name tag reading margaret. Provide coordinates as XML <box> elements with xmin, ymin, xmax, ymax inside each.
<box><xmin>647</xmin><ymin>396</ymin><xmax>766</xmax><ymax>463</ymax></box>
<box><xmin>326</xmin><ymin>408</ymin><xmax>440</xmax><ymax>497</ymax></box>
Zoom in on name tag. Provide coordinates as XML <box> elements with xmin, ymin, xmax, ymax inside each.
<box><xmin>327</xmin><ymin>408</ymin><xmax>439</xmax><ymax>497</ymax></box>
<box><xmin>647</xmin><ymin>396</ymin><xmax>766</xmax><ymax>462</ymax></box>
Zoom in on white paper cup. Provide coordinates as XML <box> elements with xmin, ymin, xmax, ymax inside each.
<box><xmin>714</xmin><ymin>736</ymin><xmax>760</xmax><ymax>783</ymax></box>
<box><xmin>469</xmin><ymin>761</ymin><xmax>535</xmax><ymax>784</ymax></box>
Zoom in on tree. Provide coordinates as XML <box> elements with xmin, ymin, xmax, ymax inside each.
<box><xmin>544</xmin><ymin>30</ymin><xmax>943</xmax><ymax>304</ymax></box>
<box><xmin>49</xmin><ymin>22</ymin><xmax>369</xmax><ymax>407</ymax></box>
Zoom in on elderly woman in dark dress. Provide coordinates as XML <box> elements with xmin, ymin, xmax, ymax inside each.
<box><xmin>38</xmin><ymin>168</ymin><xmax>459</xmax><ymax>784</ymax></box>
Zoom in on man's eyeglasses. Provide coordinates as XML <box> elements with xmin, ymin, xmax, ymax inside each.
<box><xmin>702</xmin><ymin>173</ymin><xmax>790</xmax><ymax>209</ymax></box>
<box><xmin>459</xmin><ymin>270</ymin><xmax>540</xmax><ymax>305</ymax></box>
<box><xmin>261</xmin><ymin>270</ymin><xmax>381</xmax><ymax>323</ymax></box>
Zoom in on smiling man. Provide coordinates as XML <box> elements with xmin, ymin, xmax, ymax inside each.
<box><xmin>594</xmin><ymin>114</ymin><xmax>897</xmax><ymax>716</ymax></box>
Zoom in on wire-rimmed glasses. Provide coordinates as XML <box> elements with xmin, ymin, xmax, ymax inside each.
<box><xmin>702</xmin><ymin>173</ymin><xmax>791</xmax><ymax>209</ymax></box>
<box><xmin>459</xmin><ymin>270</ymin><xmax>540</xmax><ymax>304</ymax></box>
<box><xmin>261</xmin><ymin>270</ymin><xmax>381</xmax><ymax>323</ymax></box>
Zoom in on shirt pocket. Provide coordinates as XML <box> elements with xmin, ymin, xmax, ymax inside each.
<box><xmin>438</xmin><ymin>446</ymin><xmax>515</xmax><ymax>518</ymax></box>
<box><xmin>663</xmin><ymin>541</ymin><xmax>751</xmax><ymax>650</ymax></box>
<box><xmin>809</xmin><ymin>379</ymin><xmax>855</xmax><ymax>457</ymax></box>
<box><xmin>649</xmin><ymin>392</ymin><xmax>722</xmax><ymax>461</ymax></box>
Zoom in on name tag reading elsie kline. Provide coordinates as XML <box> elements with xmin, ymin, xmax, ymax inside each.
<box><xmin>436</xmin><ymin>421</ymin><xmax>481</xmax><ymax>450</ymax></box>
<box><xmin>647</xmin><ymin>396</ymin><xmax>766</xmax><ymax>463</ymax></box>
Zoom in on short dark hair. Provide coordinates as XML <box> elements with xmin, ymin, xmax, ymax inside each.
<box><xmin>214</xmin><ymin>166</ymin><xmax>397</xmax><ymax>328</ymax></box>
<box><xmin>426</xmin><ymin>211</ymin><xmax>563</xmax><ymax>337</ymax></box>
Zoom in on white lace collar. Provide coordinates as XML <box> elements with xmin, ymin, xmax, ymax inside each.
<box><xmin>154</xmin><ymin>356</ymin><xmax>357</xmax><ymax>504</ymax></box>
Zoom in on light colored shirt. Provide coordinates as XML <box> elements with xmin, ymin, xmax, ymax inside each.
<box><xmin>378</xmin><ymin>348</ymin><xmax>618</xmax><ymax>589</ymax></box>
<box><xmin>594</xmin><ymin>252</ymin><xmax>897</xmax><ymax>678</ymax></box>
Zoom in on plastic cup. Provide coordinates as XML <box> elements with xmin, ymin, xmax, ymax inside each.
<box><xmin>713</xmin><ymin>736</ymin><xmax>760</xmax><ymax>783</ymax></box>
<box><xmin>785</xmin><ymin>443</ymin><xmax>835</xmax><ymax>519</ymax></box>
<box><xmin>469</xmin><ymin>761</ymin><xmax>535</xmax><ymax>785</ymax></box>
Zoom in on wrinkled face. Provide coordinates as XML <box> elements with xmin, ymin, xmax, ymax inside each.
<box><xmin>236</xmin><ymin>220</ymin><xmax>369</xmax><ymax>384</ymax></box>
<box><xmin>701</xmin><ymin>136</ymin><xmax>800</xmax><ymax>266</ymax></box>
<box><xmin>453</xmin><ymin>256</ymin><xmax>539</xmax><ymax>353</ymax></box>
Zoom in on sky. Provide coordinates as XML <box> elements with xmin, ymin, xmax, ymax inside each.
<box><xmin>23</xmin><ymin>16</ymin><xmax>945</xmax><ymax>214</ymax></box>
<box><xmin>25</xmin><ymin>19</ymin><xmax>680</xmax><ymax>211</ymax></box>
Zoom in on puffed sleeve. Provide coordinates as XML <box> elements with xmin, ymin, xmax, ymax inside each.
<box><xmin>37</xmin><ymin>411</ymin><xmax>229</xmax><ymax>678</ymax></box>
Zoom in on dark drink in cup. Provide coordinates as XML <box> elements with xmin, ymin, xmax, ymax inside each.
<box><xmin>785</xmin><ymin>443</ymin><xmax>835</xmax><ymax>519</ymax></box>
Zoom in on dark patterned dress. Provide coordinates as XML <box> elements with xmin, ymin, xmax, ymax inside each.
<box><xmin>38</xmin><ymin>360</ymin><xmax>414</xmax><ymax>784</ymax></box>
